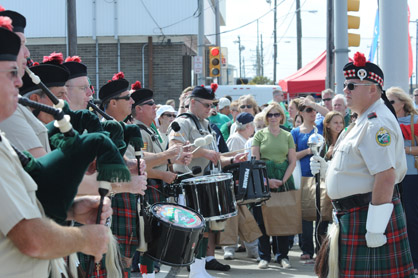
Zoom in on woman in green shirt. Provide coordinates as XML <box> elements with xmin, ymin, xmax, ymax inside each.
<box><xmin>251</xmin><ymin>102</ymin><xmax>296</xmax><ymax>269</ymax></box>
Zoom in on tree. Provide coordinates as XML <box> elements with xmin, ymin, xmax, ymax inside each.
<box><xmin>250</xmin><ymin>76</ymin><xmax>273</xmax><ymax>85</ymax></box>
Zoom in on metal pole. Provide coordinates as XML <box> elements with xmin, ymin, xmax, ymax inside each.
<box><xmin>326</xmin><ymin>0</ymin><xmax>335</xmax><ymax>91</ymax></box>
<box><xmin>380</xmin><ymin>0</ymin><xmax>409</xmax><ymax>92</ymax></box>
<box><xmin>416</xmin><ymin>20</ymin><xmax>418</xmax><ymax>88</ymax></box>
<box><xmin>238</xmin><ymin>36</ymin><xmax>242</xmax><ymax>78</ymax></box>
<box><xmin>67</xmin><ymin>0</ymin><xmax>77</xmax><ymax>56</ymax></box>
<box><xmin>333</xmin><ymin>0</ymin><xmax>349</xmax><ymax>95</ymax></box>
<box><xmin>215</xmin><ymin>0</ymin><xmax>221</xmax><ymax>84</ymax></box>
<box><xmin>198</xmin><ymin>0</ymin><xmax>205</xmax><ymax>85</ymax></box>
<box><xmin>256</xmin><ymin>20</ymin><xmax>260</xmax><ymax>76</ymax></box>
<box><xmin>261</xmin><ymin>34</ymin><xmax>264</xmax><ymax>77</ymax></box>
<box><xmin>296</xmin><ymin>0</ymin><xmax>302</xmax><ymax>70</ymax></box>
<box><xmin>273</xmin><ymin>0</ymin><xmax>277</xmax><ymax>83</ymax></box>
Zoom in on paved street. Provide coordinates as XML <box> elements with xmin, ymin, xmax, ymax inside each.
<box><xmin>133</xmin><ymin>245</ymin><xmax>318</xmax><ymax>277</ymax></box>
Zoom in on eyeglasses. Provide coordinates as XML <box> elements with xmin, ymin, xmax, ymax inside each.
<box><xmin>66</xmin><ymin>85</ymin><xmax>90</xmax><ymax>92</ymax></box>
<box><xmin>344</xmin><ymin>82</ymin><xmax>373</xmax><ymax>91</ymax></box>
<box><xmin>162</xmin><ymin>113</ymin><xmax>176</xmax><ymax>118</ymax></box>
<box><xmin>0</xmin><ymin>67</ymin><xmax>19</xmax><ymax>79</ymax></box>
<box><xmin>303</xmin><ymin>107</ymin><xmax>315</xmax><ymax>113</ymax></box>
<box><xmin>389</xmin><ymin>100</ymin><xmax>396</xmax><ymax>105</ymax></box>
<box><xmin>113</xmin><ymin>94</ymin><xmax>131</xmax><ymax>101</ymax></box>
<box><xmin>322</xmin><ymin>98</ymin><xmax>332</xmax><ymax>101</ymax></box>
<box><xmin>195</xmin><ymin>99</ymin><xmax>212</xmax><ymax>108</ymax></box>
<box><xmin>240</xmin><ymin>104</ymin><xmax>253</xmax><ymax>109</ymax></box>
<box><xmin>267</xmin><ymin>113</ymin><xmax>281</xmax><ymax>118</ymax></box>
<box><xmin>139</xmin><ymin>100</ymin><xmax>155</xmax><ymax>106</ymax></box>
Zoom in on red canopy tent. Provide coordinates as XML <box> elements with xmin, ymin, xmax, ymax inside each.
<box><xmin>279</xmin><ymin>50</ymin><xmax>326</xmax><ymax>96</ymax></box>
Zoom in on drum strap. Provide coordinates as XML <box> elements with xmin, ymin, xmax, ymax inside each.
<box><xmin>177</xmin><ymin>112</ymin><xmax>212</xmax><ymax>135</ymax></box>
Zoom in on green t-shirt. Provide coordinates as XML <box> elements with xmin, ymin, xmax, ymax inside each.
<box><xmin>209</xmin><ymin>113</ymin><xmax>231</xmax><ymax>129</ymax></box>
<box><xmin>252</xmin><ymin>127</ymin><xmax>295</xmax><ymax>164</ymax></box>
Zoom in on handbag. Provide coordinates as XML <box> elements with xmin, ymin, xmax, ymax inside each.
<box><xmin>261</xmin><ymin>184</ymin><xmax>302</xmax><ymax>236</ymax></box>
<box><xmin>300</xmin><ymin>176</ymin><xmax>333</xmax><ymax>222</ymax></box>
<box><xmin>410</xmin><ymin>114</ymin><xmax>418</xmax><ymax>170</ymax></box>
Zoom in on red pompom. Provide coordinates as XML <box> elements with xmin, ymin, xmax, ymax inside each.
<box><xmin>43</xmin><ymin>52</ymin><xmax>64</xmax><ymax>65</ymax></box>
<box><xmin>33</xmin><ymin>62</ymin><xmax>39</xmax><ymax>66</ymax></box>
<box><xmin>210</xmin><ymin>83</ymin><xmax>218</xmax><ymax>93</ymax></box>
<box><xmin>0</xmin><ymin>5</ymin><xmax>5</xmax><ymax>12</ymax></box>
<box><xmin>353</xmin><ymin>52</ymin><xmax>367</xmax><ymax>67</ymax></box>
<box><xmin>0</xmin><ymin>16</ymin><xmax>13</xmax><ymax>31</ymax></box>
<box><xmin>200</xmin><ymin>84</ymin><xmax>205</xmax><ymax>87</ymax></box>
<box><xmin>112</xmin><ymin>71</ymin><xmax>125</xmax><ymax>80</ymax></box>
<box><xmin>131</xmin><ymin>81</ymin><xmax>142</xmax><ymax>90</ymax></box>
<box><xmin>65</xmin><ymin>56</ymin><xmax>82</xmax><ymax>63</ymax></box>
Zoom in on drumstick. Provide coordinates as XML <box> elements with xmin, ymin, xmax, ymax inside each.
<box><xmin>222</xmin><ymin>147</ymin><xmax>251</xmax><ymax>156</ymax></box>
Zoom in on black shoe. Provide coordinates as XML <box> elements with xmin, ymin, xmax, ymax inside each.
<box><xmin>205</xmin><ymin>259</ymin><xmax>231</xmax><ymax>271</ymax></box>
<box><xmin>236</xmin><ymin>245</ymin><xmax>246</xmax><ymax>252</ymax></box>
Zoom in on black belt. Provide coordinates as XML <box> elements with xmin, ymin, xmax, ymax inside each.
<box><xmin>332</xmin><ymin>192</ymin><xmax>372</xmax><ymax>212</ymax></box>
<box><xmin>332</xmin><ymin>186</ymin><xmax>400</xmax><ymax>212</ymax></box>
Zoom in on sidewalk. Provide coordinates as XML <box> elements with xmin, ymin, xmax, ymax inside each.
<box><xmin>133</xmin><ymin>245</ymin><xmax>318</xmax><ymax>277</ymax></box>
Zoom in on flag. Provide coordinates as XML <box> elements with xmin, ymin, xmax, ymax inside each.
<box><xmin>368</xmin><ymin>8</ymin><xmax>379</xmax><ymax>63</ymax></box>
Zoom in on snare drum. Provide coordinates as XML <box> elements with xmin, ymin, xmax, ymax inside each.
<box><xmin>223</xmin><ymin>160</ymin><xmax>271</xmax><ymax>205</ymax></box>
<box><xmin>145</xmin><ymin>203</ymin><xmax>205</xmax><ymax>266</ymax></box>
<box><xmin>181</xmin><ymin>173</ymin><xmax>237</xmax><ymax>221</ymax></box>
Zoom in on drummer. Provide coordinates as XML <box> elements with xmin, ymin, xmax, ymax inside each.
<box><xmin>168</xmin><ymin>85</ymin><xmax>247</xmax><ymax>278</ymax></box>
<box><xmin>129</xmin><ymin>83</ymin><xmax>192</xmax><ymax>278</ymax></box>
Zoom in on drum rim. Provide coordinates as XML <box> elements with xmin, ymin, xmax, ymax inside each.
<box><xmin>180</xmin><ymin>173</ymin><xmax>233</xmax><ymax>184</ymax></box>
<box><xmin>149</xmin><ymin>202</ymin><xmax>206</xmax><ymax>231</ymax></box>
<box><xmin>223</xmin><ymin>160</ymin><xmax>267</xmax><ymax>171</ymax></box>
<box><xmin>204</xmin><ymin>210</ymin><xmax>238</xmax><ymax>221</ymax></box>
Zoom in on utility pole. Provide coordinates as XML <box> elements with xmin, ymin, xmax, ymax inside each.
<box><xmin>326</xmin><ymin>0</ymin><xmax>334</xmax><ymax>90</ymax></box>
<box><xmin>234</xmin><ymin>36</ymin><xmax>244</xmax><ymax>78</ymax></box>
<box><xmin>67</xmin><ymin>0</ymin><xmax>77</xmax><ymax>56</ymax></box>
<box><xmin>273</xmin><ymin>0</ymin><xmax>277</xmax><ymax>83</ymax></box>
<box><xmin>215</xmin><ymin>0</ymin><xmax>222</xmax><ymax>84</ymax></box>
<box><xmin>261</xmin><ymin>34</ymin><xmax>264</xmax><ymax>76</ymax></box>
<box><xmin>256</xmin><ymin>20</ymin><xmax>261</xmax><ymax>76</ymax></box>
<box><xmin>243</xmin><ymin>57</ymin><xmax>246</xmax><ymax>78</ymax></box>
<box><xmin>296</xmin><ymin>0</ymin><xmax>302</xmax><ymax>69</ymax></box>
<box><xmin>197</xmin><ymin>0</ymin><xmax>205</xmax><ymax>85</ymax></box>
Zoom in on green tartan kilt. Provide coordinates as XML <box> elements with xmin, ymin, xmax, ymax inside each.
<box><xmin>111</xmin><ymin>192</ymin><xmax>139</xmax><ymax>258</ymax></box>
<box><xmin>144</xmin><ymin>179</ymin><xmax>166</xmax><ymax>204</ymax></box>
<box><xmin>338</xmin><ymin>197</ymin><xmax>414</xmax><ymax>277</ymax></box>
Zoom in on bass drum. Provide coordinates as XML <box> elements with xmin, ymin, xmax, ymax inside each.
<box><xmin>145</xmin><ymin>203</ymin><xmax>205</xmax><ymax>266</ymax></box>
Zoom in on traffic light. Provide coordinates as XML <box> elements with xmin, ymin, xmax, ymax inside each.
<box><xmin>347</xmin><ymin>0</ymin><xmax>360</xmax><ymax>47</ymax></box>
<box><xmin>209</xmin><ymin>46</ymin><xmax>221</xmax><ymax>77</ymax></box>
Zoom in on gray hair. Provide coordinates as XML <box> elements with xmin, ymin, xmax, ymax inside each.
<box><xmin>236</xmin><ymin>121</ymin><xmax>253</xmax><ymax>131</ymax></box>
<box><xmin>332</xmin><ymin>94</ymin><xmax>347</xmax><ymax>106</ymax></box>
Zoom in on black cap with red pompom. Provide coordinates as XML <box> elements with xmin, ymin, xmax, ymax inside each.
<box><xmin>130</xmin><ymin>80</ymin><xmax>154</xmax><ymax>108</ymax></box>
<box><xmin>0</xmin><ymin>10</ymin><xmax>26</xmax><ymax>33</ymax></box>
<box><xmin>343</xmin><ymin>52</ymin><xmax>384</xmax><ymax>88</ymax></box>
<box><xmin>191</xmin><ymin>83</ymin><xmax>218</xmax><ymax>100</ymax></box>
<box><xmin>99</xmin><ymin>72</ymin><xmax>129</xmax><ymax>103</ymax></box>
<box><xmin>0</xmin><ymin>27</ymin><xmax>20</xmax><ymax>61</ymax></box>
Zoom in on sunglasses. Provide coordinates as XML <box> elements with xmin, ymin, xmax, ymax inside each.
<box><xmin>322</xmin><ymin>98</ymin><xmax>332</xmax><ymax>101</ymax></box>
<box><xmin>0</xmin><ymin>67</ymin><xmax>19</xmax><ymax>79</ymax></box>
<box><xmin>195</xmin><ymin>99</ymin><xmax>212</xmax><ymax>108</ymax></box>
<box><xmin>240</xmin><ymin>104</ymin><xmax>253</xmax><ymax>109</ymax></box>
<box><xmin>344</xmin><ymin>82</ymin><xmax>373</xmax><ymax>91</ymax></box>
<box><xmin>267</xmin><ymin>113</ymin><xmax>281</xmax><ymax>118</ymax></box>
<box><xmin>389</xmin><ymin>100</ymin><xmax>396</xmax><ymax>105</ymax></box>
<box><xmin>162</xmin><ymin>113</ymin><xmax>176</xmax><ymax>118</ymax></box>
<box><xmin>139</xmin><ymin>100</ymin><xmax>155</xmax><ymax>106</ymax></box>
<box><xmin>414</xmin><ymin>95</ymin><xmax>418</xmax><ymax>97</ymax></box>
<box><xmin>113</xmin><ymin>94</ymin><xmax>131</xmax><ymax>101</ymax></box>
<box><xmin>303</xmin><ymin>107</ymin><xmax>315</xmax><ymax>113</ymax></box>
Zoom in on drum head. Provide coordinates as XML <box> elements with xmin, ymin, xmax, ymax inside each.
<box><xmin>181</xmin><ymin>173</ymin><xmax>233</xmax><ymax>185</ymax></box>
<box><xmin>151</xmin><ymin>203</ymin><xmax>203</xmax><ymax>228</ymax></box>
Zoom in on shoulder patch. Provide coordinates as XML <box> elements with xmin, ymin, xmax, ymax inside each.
<box><xmin>367</xmin><ymin>112</ymin><xmax>377</xmax><ymax>119</ymax></box>
<box><xmin>375</xmin><ymin>127</ymin><xmax>391</xmax><ymax>146</ymax></box>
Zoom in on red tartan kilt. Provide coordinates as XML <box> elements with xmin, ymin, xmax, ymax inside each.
<box><xmin>111</xmin><ymin>193</ymin><xmax>139</xmax><ymax>258</ymax></box>
<box><xmin>338</xmin><ymin>197</ymin><xmax>415</xmax><ymax>277</ymax></box>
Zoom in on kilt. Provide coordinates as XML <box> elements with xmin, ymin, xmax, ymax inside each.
<box><xmin>77</xmin><ymin>253</ymin><xmax>107</xmax><ymax>277</ymax></box>
<box><xmin>338</xmin><ymin>197</ymin><xmax>414</xmax><ymax>277</ymax></box>
<box><xmin>111</xmin><ymin>192</ymin><xmax>139</xmax><ymax>258</ymax></box>
<box><xmin>145</xmin><ymin>179</ymin><xmax>166</xmax><ymax>204</ymax></box>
